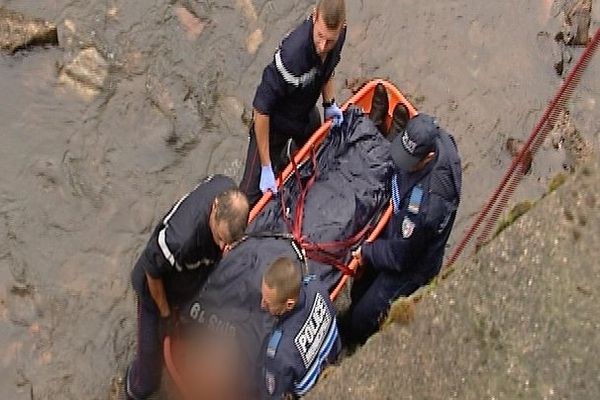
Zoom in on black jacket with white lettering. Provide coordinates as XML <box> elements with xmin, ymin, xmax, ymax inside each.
<box><xmin>253</xmin><ymin>14</ymin><xmax>346</xmax><ymax>138</ymax></box>
<box><xmin>131</xmin><ymin>175</ymin><xmax>235</xmax><ymax>301</ymax></box>
<box><xmin>260</xmin><ymin>278</ymin><xmax>341</xmax><ymax>399</ymax></box>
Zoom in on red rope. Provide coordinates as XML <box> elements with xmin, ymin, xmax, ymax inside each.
<box><xmin>280</xmin><ymin>145</ymin><xmax>371</xmax><ymax>276</ymax></box>
<box><xmin>445</xmin><ymin>27</ymin><xmax>600</xmax><ymax>269</ymax></box>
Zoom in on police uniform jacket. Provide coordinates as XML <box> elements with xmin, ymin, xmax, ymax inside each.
<box><xmin>261</xmin><ymin>278</ymin><xmax>341</xmax><ymax>399</ymax></box>
<box><xmin>362</xmin><ymin>130</ymin><xmax>462</xmax><ymax>285</ymax></box>
<box><xmin>131</xmin><ymin>175</ymin><xmax>235</xmax><ymax>301</ymax></box>
<box><xmin>253</xmin><ymin>14</ymin><xmax>346</xmax><ymax>139</ymax></box>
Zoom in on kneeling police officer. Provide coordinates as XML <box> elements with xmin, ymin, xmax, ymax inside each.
<box><xmin>259</xmin><ymin>256</ymin><xmax>341</xmax><ymax>399</ymax></box>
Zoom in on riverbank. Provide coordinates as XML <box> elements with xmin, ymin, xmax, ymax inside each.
<box><xmin>0</xmin><ymin>1</ymin><xmax>598</xmax><ymax>398</ymax></box>
<box><xmin>308</xmin><ymin>161</ymin><xmax>600</xmax><ymax>399</ymax></box>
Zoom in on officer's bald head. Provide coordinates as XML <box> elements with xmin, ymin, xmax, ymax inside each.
<box><xmin>211</xmin><ymin>189</ymin><xmax>249</xmax><ymax>247</ymax></box>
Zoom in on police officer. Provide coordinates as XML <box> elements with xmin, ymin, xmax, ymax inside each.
<box><xmin>125</xmin><ymin>175</ymin><xmax>250</xmax><ymax>400</ymax></box>
<box><xmin>260</xmin><ymin>256</ymin><xmax>341</xmax><ymax>399</ymax></box>
<box><xmin>240</xmin><ymin>0</ymin><xmax>347</xmax><ymax>206</ymax></box>
<box><xmin>344</xmin><ymin>114</ymin><xmax>462</xmax><ymax>345</ymax></box>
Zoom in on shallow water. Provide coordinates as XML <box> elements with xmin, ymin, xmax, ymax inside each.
<box><xmin>0</xmin><ymin>0</ymin><xmax>598</xmax><ymax>398</ymax></box>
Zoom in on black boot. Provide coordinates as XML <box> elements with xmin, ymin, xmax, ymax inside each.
<box><xmin>387</xmin><ymin>102</ymin><xmax>410</xmax><ymax>141</ymax></box>
<box><xmin>369</xmin><ymin>83</ymin><xmax>388</xmax><ymax>135</ymax></box>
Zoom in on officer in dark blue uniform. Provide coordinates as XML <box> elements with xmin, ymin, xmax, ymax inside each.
<box><xmin>240</xmin><ymin>0</ymin><xmax>347</xmax><ymax>206</ymax></box>
<box><xmin>344</xmin><ymin>114</ymin><xmax>462</xmax><ymax>345</ymax></box>
<box><xmin>259</xmin><ymin>256</ymin><xmax>341</xmax><ymax>399</ymax></box>
<box><xmin>125</xmin><ymin>175</ymin><xmax>250</xmax><ymax>400</ymax></box>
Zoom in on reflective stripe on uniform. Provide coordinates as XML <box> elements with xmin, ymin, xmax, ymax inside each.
<box><xmin>275</xmin><ymin>49</ymin><xmax>317</xmax><ymax>88</ymax></box>
<box><xmin>158</xmin><ymin>227</ymin><xmax>181</xmax><ymax>271</ymax></box>
<box><xmin>156</xmin><ymin>176</ymin><xmax>213</xmax><ymax>272</ymax></box>
<box><xmin>162</xmin><ymin>175</ymin><xmax>213</xmax><ymax>225</ymax></box>
<box><xmin>294</xmin><ymin>322</ymin><xmax>338</xmax><ymax>396</ymax></box>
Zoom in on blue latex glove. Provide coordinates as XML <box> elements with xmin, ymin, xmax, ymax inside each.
<box><xmin>259</xmin><ymin>164</ymin><xmax>277</xmax><ymax>194</ymax></box>
<box><xmin>324</xmin><ymin>102</ymin><xmax>343</xmax><ymax>127</ymax></box>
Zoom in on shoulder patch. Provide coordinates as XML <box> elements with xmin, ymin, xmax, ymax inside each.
<box><xmin>302</xmin><ymin>274</ymin><xmax>316</xmax><ymax>285</ymax></box>
<box><xmin>408</xmin><ymin>185</ymin><xmax>424</xmax><ymax>215</ymax></box>
<box><xmin>294</xmin><ymin>292</ymin><xmax>332</xmax><ymax>368</ymax></box>
<box><xmin>402</xmin><ymin>216</ymin><xmax>415</xmax><ymax>239</ymax></box>
<box><xmin>267</xmin><ymin>329</ymin><xmax>283</xmax><ymax>359</ymax></box>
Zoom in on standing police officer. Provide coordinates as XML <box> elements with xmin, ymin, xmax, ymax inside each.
<box><xmin>240</xmin><ymin>0</ymin><xmax>347</xmax><ymax>206</ymax></box>
<box><xmin>259</xmin><ymin>257</ymin><xmax>341</xmax><ymax>399</ymax></box>
<box><xmin>344</xmin><ymin>114</ymin><xmax>462</xmax><ymax>345</ymax></box>
<box><xmin>125</xmin><ymin>175</ymin><xmax>249</xmax><ymax>400</ymax></box>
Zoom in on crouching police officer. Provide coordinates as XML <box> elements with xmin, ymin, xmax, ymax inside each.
<box><xmin>125</xmin><ymin>175</ymin><xmax>249</xmax><ymax>400</ymax></box>
<box><xmin>344</xmin><ymin>114</ymin><xmax>462</xmax><ymax>345</ymax></box>
<box><xmin>240</xmin><ymin>0</ymin><xmax>347</xmax><ymax>206</ymax></box>
<box><xmin>259</xmin><ymin>257</ymin><xmax>341</xmax><ymax>399</ymax></box>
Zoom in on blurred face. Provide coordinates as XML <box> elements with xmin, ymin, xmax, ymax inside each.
<box><xmin>261</xmin><ymin>280</ymin><xmax>296</xmax><ymax>316</ymax></box>
<box><xmin>209</xmin><ymin>200</ymin><xmax>230</xmax><ymax>251</ymax></box>
<box><xmin>312</xmin><ymin>11</ymin><xmax>342</xmax><ymax>57</ymax></box>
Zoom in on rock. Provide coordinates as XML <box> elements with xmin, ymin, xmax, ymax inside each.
<box><xmin>538</xmin><ymin>30</ymin><xmax>572</xmax><ymax>76</ymax></box>
<box><xmin>548</xmin><ymin>109</ymin><xmax>594</xmax><ymax>170</ymax></box>
<box><xmin>145</xmin><ymin>74</ymin><xmax>204</xmax><ymax>151</ymax></box>
<box><xmin>173</xmin><ymin>5</ymin><xmax>206</xmax><ymax>41</ymax></box>
<box><xmin>552</xmin><ymin>35</ymin><xmax>567</xmax><ymax>75</ymax></box>
<box><xmin>0</xmin><ymin>7</ymin><xmax>58</xmax><ymax>52</ymax></box>
<box><xmin>234</xmin><ymin>0</ymin><xmax>265</xmax><ymax>54</ymax></box>
<box><xmin>505</xmin><ymin>138</ymin><xmax>533</xmax><ymax>175</ymax></box>
<box><xmin>6</xmin><ymin>284</ymin><xmax>38</xmax><ymax>327</ymax></box>
<box><xmin>58</xmin><ymin>47</ymin><xmax>109</xmax><ymax>100</ymax></box>
<box><xmin>566</xmin><ymin>0</ymin><xmax>592</xmax><ymax>45</ymax></box>
<box><xmin>246</xmin><ymin>28</ymin><xmax>263</xmax><ymax>54</ymax></box>
<box><xmin>554</xmin><ymin>0</ymin><xmax>592</xmax><ymax>47</ymax></box>
<box><xmin>235</xmin><ymin>0</ymin><xmax>258</xmax><ymax>24</ymax></box>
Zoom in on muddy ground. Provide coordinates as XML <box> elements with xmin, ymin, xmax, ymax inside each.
<box><xmin>0</xmin><ymin>0</ymin><xmax>598</xmax><ymax>399</ymax></box>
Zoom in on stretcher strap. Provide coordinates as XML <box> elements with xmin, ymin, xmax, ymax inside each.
<box><xmin>280</xmin><ymin>146</ymin><xmax>372</xmax><ymax>276</ymax></box>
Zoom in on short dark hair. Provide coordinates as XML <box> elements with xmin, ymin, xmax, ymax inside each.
<box><xmin>213</xmin><ymin>189</ymin><xmax>249</xmax><ymax>243</ymax></box>
<box><xmin>263</xmin><ymin>257</ymin><xmax>302</xmax><ymax>303</ymax></box>
<box><xmin>316</xmin><ymin>0</ymin><xmax>346</xmax><ymax>29</ymax></box>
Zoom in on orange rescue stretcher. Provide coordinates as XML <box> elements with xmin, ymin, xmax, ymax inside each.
<box><xmin>164</xmin><ymin>79</ymin><xmax>417</xmax><ymax>399</ymax></box>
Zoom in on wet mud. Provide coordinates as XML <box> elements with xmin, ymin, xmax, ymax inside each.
<box><xmin>0</xmin><ymin>0</ymin><xmax>598</xmax><ymax>399</ymax></box>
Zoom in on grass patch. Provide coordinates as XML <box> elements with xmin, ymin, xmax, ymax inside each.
<box><xmin>382</xmin><ymin>272</ymin><xmax>446</xmax><ymax>328</ymax></box>
<box><xmin>384</xmin><ymin>297</ymin><xmax>416</xmax><ymax>326</ymax></box>
<box><xmin>494</xmin><ymin>201</ymin><xmax>535</xmax><ymax>237</ymax></box>
<box><xmin>548</xmin><ymin>172</ymin><xmax>567</xmax><ymax>193</ymax></box>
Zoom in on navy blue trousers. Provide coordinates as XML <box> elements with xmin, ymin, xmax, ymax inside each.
<box><xmin>127</xmin><ymin>286</ymin><xmax>162</xmax><ymax>400</ymax></box>
<box><xmin>343</xmin><ymin>267</ymin><xmax>421</xmax><ymax>346</ymax></box>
